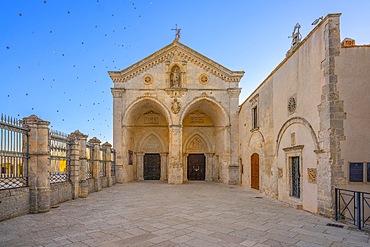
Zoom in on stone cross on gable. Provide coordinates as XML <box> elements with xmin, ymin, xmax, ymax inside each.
<box><xmin>171</xmin><ymin>24</ymin><xmax>181</xmax><ymax>40</ymax></box>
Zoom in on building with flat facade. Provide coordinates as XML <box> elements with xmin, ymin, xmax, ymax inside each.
<box><xmin>110</xmin><ymin>13</ymin><xmax>370</xmax><ymax>216</ymax></box>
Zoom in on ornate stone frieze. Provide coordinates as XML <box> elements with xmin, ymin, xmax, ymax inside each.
<box><xmin>165</xmin><ymin>88</ymin><xmax>187</xmax><ymax>98</ymax></box>
<box><xmin>143</xmin><ymin>111</ymin><xmax>159</xmax><ymax>125</ymax></box>
<box><xmin>108</xmin><ymin>41</ymin><xmax>244</xmax><ymax>84</ymax></box>
<box><xmin>307</xmin><ymin>168</ymin><xmax>317</xmax><ymax>183</ymax></box>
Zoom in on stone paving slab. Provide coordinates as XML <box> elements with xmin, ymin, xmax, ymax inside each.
<box><xmin>0</xmin><ymin>181</ymin><xmax>369</xmax><ymax>246</ymax></box>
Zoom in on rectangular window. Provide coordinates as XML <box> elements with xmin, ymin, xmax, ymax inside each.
<box><xmin>252</xmin><ymin>106</ymin><xmax>258</xmax><ymax>129</ymax></box>
<box><xmin>349</xmin><ymin>162</ymin><xmax>363</xmax><ymax>182</ymax></box>
<box><xmin>367</xmin><ymin>163</ymin><xmax>370</xmax><ymax>182</ymax></box>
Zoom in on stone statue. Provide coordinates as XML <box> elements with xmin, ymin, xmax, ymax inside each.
<box><xmin>170</xmin><ymin>67</ymin><xmax>181</xmax><ymax>88</ymax></box>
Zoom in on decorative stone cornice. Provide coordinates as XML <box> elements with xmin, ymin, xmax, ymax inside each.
<box><xmin>108</xmin><ymin>40</ymin><xmax>244</xmax><ymax>84</ymax></box>
<box><xmin>102</xmin><ymin>141</ymin><xmax>112</xmax><ymax>148</ymax></box>
<box><xmin>23</xmin><ymin>115</ymin><xmax>50</xmax><ymax>126</ymax></box>
<box><xmin>69</xmin><ymin>130</ymin><xmax>88</xmax><ymax>140</ymax></box>
<box><xmin>89</xmin><ymin>137</ymin><xmax>101</xmax><ymax>144</ymax></box>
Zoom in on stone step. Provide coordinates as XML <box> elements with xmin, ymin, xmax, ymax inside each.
<box><xmin>282</xmin><ymin>199</ymin><xmax>303</xmax><ymax>210</ymax></box>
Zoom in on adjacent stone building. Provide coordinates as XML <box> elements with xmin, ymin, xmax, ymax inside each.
<box><xmin>110</xmin><ymin>13</ymin><xmax>370</xmax><ymax>216</ymax></box>
<box><xmin>239</xmin><ymin>13</ymin><xmax>370</xmax><ymax>216</ymax></box>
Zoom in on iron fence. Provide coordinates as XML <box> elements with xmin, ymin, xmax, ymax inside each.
<box><xmin>0</xmin><ymin>114</ymin><xmax>29</xmax><ymax>190</ymax></box>
<box><xmin>335</xmin><ymin>188</ymin><xmax>370</xmax><ymax>230</ymax></box>
<box><xmin>99</xmin><ymin>147</ymin><xmax>106</xmax><ymax>177</ymax></box>
<box><xmin>86</xmin><ymin>143</ymin><xmax>93</xmax><ymax>179</ymax></box>
<box><xmin>111</xmin><ymin>148</ymin><xmax>116</xmax><ymax>176</ymax></box>
<box><xmin>50</xmin><ymin>130</ymin><xmax>71</xmax><ymax>184</ymax></box>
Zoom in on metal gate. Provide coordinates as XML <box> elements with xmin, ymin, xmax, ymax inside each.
<box><xmin>291</xmin><ymin>156</ymin><xmax>300</xmax><ymax>198</ymax></box>
<box><xmin>144</xmin><ymin>153</ymin><xmax>160</xmax><ymax>180</ymax></box>
<box><xmin>187</xmin><ymin>154</ymin><xmax>205</xmax><ymax>180</ymax></box>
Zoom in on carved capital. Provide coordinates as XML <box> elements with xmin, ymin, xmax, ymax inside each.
<box><xmin>228</xmin><ymin>88</ymin><xmax>241</xmax><ymax>98</ymax></box>
<box><xmin>111</xmin><ymin>88</ymin><xmax>125</xmax><ymax>98</ymax></box>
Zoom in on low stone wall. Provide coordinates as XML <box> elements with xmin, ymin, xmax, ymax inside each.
<box><xmin>102</xmin><ymin>177</ymin><xmax>108</xmax><ymax>188</ymax></box>
<box><xmin>51</xmin><ymin>182</ymin><xmax>73</xmax><ymax>206</ymax></box>
<box><xmin>0</xmin><ymin>188</ymin><xmax>30</xmax><ymax>221</ymax></box>
<box><xmin>88</xmin><ymin>179</ymin><xmax>95</xmax><ymax>194</ymax></box>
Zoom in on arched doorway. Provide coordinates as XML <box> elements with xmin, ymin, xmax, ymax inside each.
<box><xmin>251</xmin><ymin>153</ymin><xmax>259</xmax><ymax>190</ymax></box>
<box><xmin>187</xmin><ymin>154</ymin><xmax>206</xmax><ymax>180</ymax></box>
<box><xmin>143</xmin><ymin>153</ymin><xmax>161</xmax><ymax>180</ymax></box>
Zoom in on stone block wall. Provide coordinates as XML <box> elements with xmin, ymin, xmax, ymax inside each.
<box><xmin>0</xmin><ymin>115</ymin><xmax>117</xmax><ymax>221</ymax></box>
<box><xmin>0</xmin><ymin>188</ymin><xmax>29</xmax><ymax>221</ymax></box>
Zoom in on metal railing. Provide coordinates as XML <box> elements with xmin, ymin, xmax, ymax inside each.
<box><xmin>335</xmin><ymin>188</ymin><xmax>370</xmax><ymax>230</ymax></box>
<box><xmin>50</xmin><ymin>130</ymin><xmax>70</xmax><ymax>184</ymax></box>
<box><xmin>0</xmin><ymin>114</ymin><xmax>29</xmax><ymax>189</ymax></box>
<box><xmin>86</xmin><ymin>143</ymin><xmax>93</xmax><ymax>179</ymax></box>
<box><xmin>99</xmin><ymin>147</ymin><xmax>106</xmax><ymax>177</ymax></box>
<box><xmin>111</xmin><ymin>148</ymin><xmax>116</xmax><ymax>176</ymax></box>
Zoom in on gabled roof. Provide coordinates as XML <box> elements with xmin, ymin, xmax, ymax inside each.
<box><xmin>108</xmin><ymin>39</ymin><xmax>244</xmax><ymax>83</ymax></box>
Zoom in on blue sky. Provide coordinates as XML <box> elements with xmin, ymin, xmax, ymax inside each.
<box><xmin>1</xmin><ymin>0</ymin><xmax>369</xmax><ymax>143</ymax></box>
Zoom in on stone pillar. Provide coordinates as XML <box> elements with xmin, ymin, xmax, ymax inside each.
<box><xmin>111</xmin><ymin>88</ymin><xmax>125</xmax><ymax>183</ymax></box>
<box><xmin>205</xmin><ymin>153</ymin><xmax>214</xmax><ymax>181</ymax></box>
<box><xmin>89</xmin><ymin>137</ymin><xmax>102</xmax><ymax>191</ymax></box>
<box><xmin>102</xmin><ymin>142</ymin><xmax>113</xmax><ymax>187</ymax></box>
<box><xmin>160</xmin><ymin>152</ymin><xmax>168</xmax><ymax>181</ymax></box>
<box><xmin>317</xmin><ymin>14</ymin><xmax>345</xmax><ymax>217</ymax></box>
<box><xmin>137</xmin><ymin>152</ymin><xmax>144</xmax><ymax>180</ymax></box>
<box><xmin>23</xmin><ymin>115</ymin><xmax>51</xmax><ymax>214</ymax></box>
<box><xmin>71</xmin><ymin>131</ymin><xmax>89</xmax><ymax>198</ymax></box>
<box><xmin>228</xmin><ymin>88</ymin><xmax>241</xmax><ymax>185</ymax></box>
<box><xmin>68</xmin><ymin>134</ymin><xmax>80</xmax><ymax>199</ymax></box>
<box><xmin>183</xmin><ymin>154</ymin><xmax>188</xmax><ymax>182</ymax></box>
<box><xmin>168</xmin><ymin>126</ymin><xmax>183</xmax><ymax>184</ymax></box>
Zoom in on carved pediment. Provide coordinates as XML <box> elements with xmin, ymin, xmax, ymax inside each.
<box><xmin>108</xmin><ymin>40</ymin><xmax>244</xmax><ymax>84</ymax></box>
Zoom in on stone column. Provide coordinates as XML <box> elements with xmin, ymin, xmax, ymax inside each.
<box><xmin>111</xmin><ymin>88</ymin><xmax>125</xmax><ymax>183</ymax></box>
<box><xmin>137</xmin><ymin>152</ymin><xmax>144</xmax><ymax>180</ymax></box>
<box><xmin>228</xmin><ymin>88</ymin><xmax>241</xmax><ymax>185</ymax></box>
<box><xmin>71</xmin><ymin>131</ymin><xmax>89</xmax><ymax>198</ymax></box>
<box><xmin>160</xmin><ymin>152</ymin><xmax>168</xmax><ymax>181</ymax></box>
<box><xmin>89</xmin><ymin>137</ymin><xmax>102</xmax><ymax>191</ymax></box>
<box><xmin>23</xmin><ymin>115</ymin><xmax>51</xmax><ymax>214</ymax></box>
<box><xmin>168</xmin><ymin>126</ymin><xmax>183</xmax><ymax>184</ymax></box>
<box><xmin>183</xmin><ymin>154</ymin><xmax>188</xmax><ymax>182</ymax></box>
<box><xmin>205</xmin><ymin>153</ymin><xmax>214</xmax><ymax>181</ymax></box>
<box><xmin>103</xmin><ymin>142</ymin><xmax>113</xmax><ymax>187</ymax></box>
<box><xmin>68</xmin><ymin>134</ymin><xmax>80</xmax><ymax>199</ymax></box>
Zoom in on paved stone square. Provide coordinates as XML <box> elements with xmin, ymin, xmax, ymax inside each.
<box><xmin>0</xmin><ymin>182</ymin><xmax>369</xmax><ymax>247</ymax></box>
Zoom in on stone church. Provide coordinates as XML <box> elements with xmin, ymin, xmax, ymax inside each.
<box><xmin>110</xmin><ymin>14</ymin><xmax>370</xmax><ymax>216</ymax></box>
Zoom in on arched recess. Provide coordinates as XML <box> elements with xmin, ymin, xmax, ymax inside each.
<box><xmin>184</xmin><ymin>133</ymin><xmax>211</xmax><ymax>153</ymax></box>
<box><xmin>276</xmin><ymin>117</ymin><xmax>320</xmax><ymax>155</ymax></box>
<box><xmin>122</xmin><ymin>97</ymin><xmax>172</xmax><ymax>126</ymax></box>
<box><xmin>180</xmin><ymin>96</ymin><xmax>229</xmax><ymax>127</ymax></box>
<box><xmin>248</xmin><ymin>130</ymin><xmax>265</xmax><ymax>146</ymax></box>
<box><xmin>138</xmin><ymin>132</ymin><xmax>165</xmax><ymax>153</ymax></box>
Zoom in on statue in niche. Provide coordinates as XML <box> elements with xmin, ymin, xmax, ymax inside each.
<box><xmin>170</xmin><ymin>65</ymin><xmax>181</xmax><ymax>88</ymax></box>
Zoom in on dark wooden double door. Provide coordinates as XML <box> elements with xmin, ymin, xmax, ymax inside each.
<box><xmin>187</xmin><ymin>154</ymin><xmax>205</xmax><ymax>180</ymax></box>
<box><xmin>144</xmin><ymin>154</ymin><xmax>161</xmax><ymax>180</ymax></box>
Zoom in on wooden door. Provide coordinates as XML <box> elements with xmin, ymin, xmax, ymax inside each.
<box><xmin>187</xmin><ymin>154</ymin><xmax>205</xmax><ymax>180</ymax></box>
<box><xmin>251</xmin><ymin>153</ymin><xmax>259</xmax><ymax>190</ymax></box>
<box><xmin>144</xmin><ymin>154</ymin><xmax>161</xmax><ymax>180</ymax></box>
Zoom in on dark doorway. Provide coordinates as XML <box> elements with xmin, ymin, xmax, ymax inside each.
<box><xmin>291</xmin><ymin>156</ymin><xmax>300</xmax><ymax>198</ymax></box>
<box><xmin>144</xmin><ymin>153</ymin><xmax>161</xmax><ymax>180</ymax></box>
<box><xmin>187</xmin><ymin>154</ymin><xmax>205</xmax><ymax>180</ymax></box>
<box><xmin>251</xmin><ymin>153</ymin><xmax>259</xmax><ymax>190</ymax></box>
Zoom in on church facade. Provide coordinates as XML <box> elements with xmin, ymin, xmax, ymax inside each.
<box><xmin>110</xmin><ymin>14</ymin><xmax>370</xmax><ymax>216</ymax></box>
<box><xmin>109</xmin><ymin>40</ymin><xmax>244</xmax><ymax>185</ymax></box>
